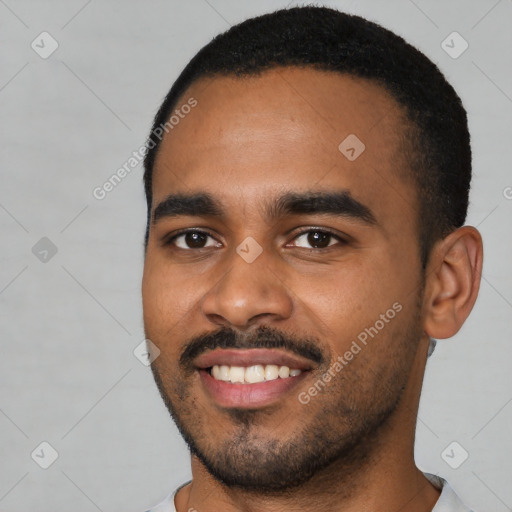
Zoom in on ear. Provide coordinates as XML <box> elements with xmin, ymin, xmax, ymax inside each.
<box><xmin>423</xmin><ymin>226</ymin><xmax>483</xmax><ymax>339</ymax></box>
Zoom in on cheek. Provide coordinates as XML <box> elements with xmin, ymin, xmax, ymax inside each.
<box><xmin>142</xmin><ymin>258</ymin><xmax>210</xmax><ymax>369</ymax></box>
<box><xmin>142</xmin><ymin>272</ymin><xmax>182</xmax><ymax>374</ymax></box>
<box><xmin>142</xmin><ymin>256</ymin><xmax>196</xmax><ymax>326</ymax></box>
<box><xmin>293</xmin><ymin>258</ymin><xmax>403</xmax><ymax>338</ymax></box>
<box><xmin>142</xmin><ymin>267</ymin><xmax>167</xmax><ymax>328</ymax></box>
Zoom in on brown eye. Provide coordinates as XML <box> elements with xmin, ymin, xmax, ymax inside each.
<box><xmin>167</xmin><ymin>230</ymin><xmax>220</xmax><ymax>250</ymax></box>
<box><xmin>291</xmin><ymin>229</ymin><xmax>345</xmax><ymax>249</ymax></box>
<box><xmin>184</xmin><ymin>232</ymin><xmax>208</xmax><ymax>248</ymax></box>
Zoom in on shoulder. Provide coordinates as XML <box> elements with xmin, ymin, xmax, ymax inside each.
<box><xmin>144</xmin><ymin>480</ymin><xmax>191</xmax><ymax>512</ymax></box>
<box><xmin>143</xmin><ymin>490</ymin><xmax>174</xmax><ymax>512</ymax></box>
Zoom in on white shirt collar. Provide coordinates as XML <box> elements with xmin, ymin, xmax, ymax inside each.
<box><xmin>146</xmin><ymin>474</ymin><xmax>472</xmax><ymax>512</ymax></box>
<box><xmin>426</xmin><ymin>473</ymin><xmax>473</xmax><ymax>511</ymax></box>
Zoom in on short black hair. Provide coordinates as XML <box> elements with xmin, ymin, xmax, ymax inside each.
<box><xmin>143</xmin><ymin>5</ymin><xmax>471</xmax><ymax>267</ymax></box>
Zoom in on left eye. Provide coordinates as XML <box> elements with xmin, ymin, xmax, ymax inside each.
<box><xmin>290</xmin><ymin>230</ymin><xmax>343</xmax><ymax>249</ymax></box>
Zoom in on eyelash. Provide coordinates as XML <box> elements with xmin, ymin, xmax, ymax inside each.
<box><xmin>163</xmin><ymin>227</ymin><xmax>348</xmax><ymax>251</ymax></box>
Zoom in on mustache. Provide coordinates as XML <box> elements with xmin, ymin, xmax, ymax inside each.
<box><xmin>179</xmin><ymin>325</ymin><xmax>326</xmax><ymax>369</ymax></box>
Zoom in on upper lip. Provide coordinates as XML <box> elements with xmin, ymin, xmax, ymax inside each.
<box><xmin>193</xmin><ymin>348</ymin><xmax>316</xmax><ymax>371</ymax></box>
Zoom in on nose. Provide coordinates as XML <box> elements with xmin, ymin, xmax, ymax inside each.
<box><xmin>201</xmin><ymin>246</ymin><xmax>294</xmax><ymax>329</ymax></box>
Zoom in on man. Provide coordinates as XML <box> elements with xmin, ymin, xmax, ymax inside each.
<box><xmin>141</xmin><ymin>6</ymin><xmax>483</xmax><ymax>512</ymax></box>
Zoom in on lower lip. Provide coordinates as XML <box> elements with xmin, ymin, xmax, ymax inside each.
<box><xmin>199</xmin><ymin>369</ymin><xmax>308</xmax><ymax>408</ymax></box>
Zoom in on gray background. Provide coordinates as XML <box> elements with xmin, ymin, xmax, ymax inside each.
<box><xmin>0</xmin><ymin>1</ymin><xmax>511</xmax><ymax>511</ymax></box>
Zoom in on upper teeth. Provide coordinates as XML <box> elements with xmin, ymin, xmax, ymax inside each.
<box><xmin>211</xmin><ymin>364</ymin><xmax>302</xmax><ymax>384</ymax></box>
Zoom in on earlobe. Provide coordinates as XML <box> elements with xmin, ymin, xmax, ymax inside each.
<box><xmin>423</xmin><ymin>226</ymin><xmax>483</xmax><ymax>339</ymax></box>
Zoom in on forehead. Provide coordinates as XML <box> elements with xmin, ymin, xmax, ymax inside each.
<box><xmin>152</xmin><ymin>67</ymin><xmax>416</xmax><ymax>229</ymax></box>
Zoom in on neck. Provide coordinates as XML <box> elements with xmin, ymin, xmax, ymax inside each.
<box><xmin>176</xmin><ymin>336</ymin><xmax>440</xmax><ymax>512</ymax></box>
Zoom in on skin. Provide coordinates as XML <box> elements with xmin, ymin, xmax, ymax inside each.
<box><xmin>142</xmin><ymin>67</ymin><xmax>483</xmax><ymax>512</ymax></box>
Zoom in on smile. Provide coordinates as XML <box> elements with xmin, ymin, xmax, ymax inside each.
<box><xmin>209</xmin><ymin>364</ymin><xmax>302</xmax><ymax>383</ymax></box>
<box><xmin>194</xmin><ymin>348</ymin><xmax>314</xmax><ymax>408</ymax></box>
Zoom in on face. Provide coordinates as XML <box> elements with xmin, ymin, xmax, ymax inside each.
<box><xmin>142</xmin><ymin>68</ymin><xmax>428</xmax><ymax>491</ymax></box>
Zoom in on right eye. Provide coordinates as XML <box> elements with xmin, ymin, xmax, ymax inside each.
<box><xmin>164</xmin><ymin>229</ymin><xmax>222</xmax><ymax>250</ymax></box>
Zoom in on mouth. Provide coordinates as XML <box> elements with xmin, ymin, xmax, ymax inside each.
<box><xmin>207</xmin><ymin>363</ymin><xmax>303</xmax><ymax>383</ymax></box>
<box><xmin>194</xmin><ymin>348</ymin><xmax>314</xmax><ymax>408</ymax></box>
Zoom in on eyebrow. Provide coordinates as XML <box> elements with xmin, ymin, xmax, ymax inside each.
<box><xmin>152</xmin><ymin>190</ymin><xmax>377</xmax><ymax>226</ymax></box>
